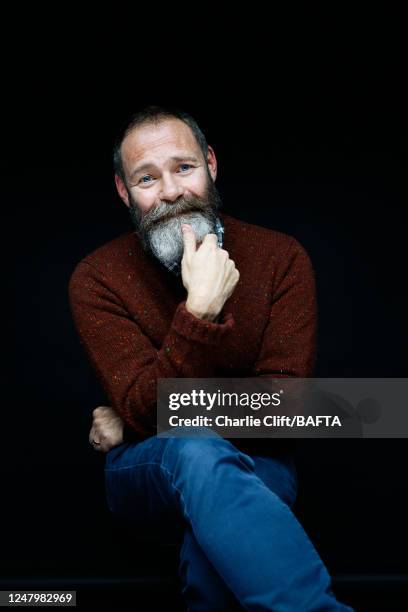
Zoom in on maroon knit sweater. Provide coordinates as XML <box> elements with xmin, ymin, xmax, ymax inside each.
<box><xmin>69</xmin><ymin>212</ymin><xmax>317</xmax><ymax>456</ymax></box>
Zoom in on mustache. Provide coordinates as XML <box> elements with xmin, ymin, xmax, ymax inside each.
<box><xmin>139</xmin><ymin>196</ymin><xmax>214</xmax><ymax>231</ymax></box>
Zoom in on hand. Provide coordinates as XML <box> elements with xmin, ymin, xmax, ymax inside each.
<box><xmin>181</xmin><ymin>224</ymin><xmax>240</xmax><ymax>322</ymax></box>
<box><xmin>89</xmin><ymin>406</ymin><xmax>124</xmax><ymax>453</ymax></box>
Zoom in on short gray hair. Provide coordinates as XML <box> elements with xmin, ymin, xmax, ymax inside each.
<box><xmin>113</xmin><ymin>105</ymin><xmax>209</xmax><ymax>183</ymax></box>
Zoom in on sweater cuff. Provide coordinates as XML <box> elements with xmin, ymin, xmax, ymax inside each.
<box><xmin>172</xmin><ymin>301</ymin><xmax>235</xmax><ymax>345</ymax></box>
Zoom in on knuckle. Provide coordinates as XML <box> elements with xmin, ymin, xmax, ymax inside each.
<box><xmin>209</xmin><ymin>235</ymin><xmax>218</xmax><ymax>245</ymax></box>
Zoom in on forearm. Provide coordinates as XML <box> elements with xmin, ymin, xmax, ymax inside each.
<box><xmin>69</xmin><ymin>253</ymin><xmax>236</xmax><ymax>440</ymax></box>
<box><xmin>106</xmin><ymin>301</ymin><xmax>234</xmax><ymax>436</ymax></box>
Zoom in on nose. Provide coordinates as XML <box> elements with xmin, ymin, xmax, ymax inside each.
<box><xmin>159</xmin><ymin>173</ymin><xmax>184</xmax><ymax>202</ymax></box>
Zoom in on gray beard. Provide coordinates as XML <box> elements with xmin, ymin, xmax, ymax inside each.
<box><xmin>128</xmin><ymin>180</ymin><xmax>222</xmax><ymax>268</ymax></box>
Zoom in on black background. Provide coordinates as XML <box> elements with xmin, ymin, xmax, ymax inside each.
<box><xmin>4</xmin><ymin>5</ymin><xmax>407</xmax><ymax>609</ymax></box>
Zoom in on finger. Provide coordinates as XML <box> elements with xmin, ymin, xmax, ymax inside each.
<box><xmin>89</xmin><ymin>427</ymin><xmax>96</xmax><ymax>445</ymax></box>
<box><xmin>89</xmin><ymin>426</ymin><xmax>102</xmax><ymax>448</ymax></box>
<box><xmin>181</xmin><ymin>224</ymin><xmax>197</xmax><ymax>257</ymax></box>
<box><xmin>101</xmin><ymin>440</ymin><xmax>114</xmax><ymax>453</ymax></box>
<box><xmin>93</xmin><ymin>405</ymin><xmax>112</xmax><ymax>417</ymax></box>
<box><xmin>202</xmin><ymin>233</ymin><xmax>218</xmax><ymax>245</ymax></box>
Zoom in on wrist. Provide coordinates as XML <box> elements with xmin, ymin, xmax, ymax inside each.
<box><xmin>185</xmin><ymin>297</ymin><xmax>219</xmax><ymax>322</ymax></box>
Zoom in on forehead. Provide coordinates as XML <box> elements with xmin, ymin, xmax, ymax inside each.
<box><xmin>120</xmin><ymin>118</ymin><xmax>201</xmax><ymax>170</ymax></box>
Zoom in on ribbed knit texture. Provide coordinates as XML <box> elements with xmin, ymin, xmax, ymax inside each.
<box><xmin>69</xmin><ymin>212</ymin><xmax>317</xmax><ymax>455</ymax></box>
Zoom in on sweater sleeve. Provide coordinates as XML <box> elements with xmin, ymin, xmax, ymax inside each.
<box><xmin>68</xmin><ymin>261</ymin><xmax>235</xmax><ymax>438</ymax></box>
<box><xmin>253</xmin><ymin>238</ymin><xmax>318</xmax><ymax>378</ymax></box>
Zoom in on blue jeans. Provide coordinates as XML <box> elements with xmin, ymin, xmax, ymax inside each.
<box><xmin>105</xmin><ymin>429</ymin><xmax>353</xmax><ymax>611</ymax></box>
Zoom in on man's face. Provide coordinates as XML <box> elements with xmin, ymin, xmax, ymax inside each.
<box><xmin>115</xmin><ymin>118</ymin><xmax>222</xmax><ymax>268</ymax></box>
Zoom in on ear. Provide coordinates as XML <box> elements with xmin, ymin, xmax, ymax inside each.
<box><xmin>115</xmin><ymin>174</ymin><xmax>130</xmax><ymax>208</ymax></box>
<box><xmin>206</xmin><ymin>145</ymin><xmax>217</xmax><ymax>182</ymax></box>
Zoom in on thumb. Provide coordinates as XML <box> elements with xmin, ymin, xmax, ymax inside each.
<box><xmin>181</xmin><ymin>223</ymin><xmax>197</xmax><ymax>257</ymax></box>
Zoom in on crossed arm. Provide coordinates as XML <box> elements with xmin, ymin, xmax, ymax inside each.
<box><xmin>70</xmin><ymin>231</ymin><xmax>317</xmax><ymax>453</ymax></box>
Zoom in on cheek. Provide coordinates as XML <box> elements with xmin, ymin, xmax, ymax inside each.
<box><xmin>185</xmin><ymin>175</ymin><xmax>208</xmax><ymax>198</ymax></box>
<box><xmin>132</xmin><ymin>191</ymin><xmax>156</xmax><ymax>213</ymax></box>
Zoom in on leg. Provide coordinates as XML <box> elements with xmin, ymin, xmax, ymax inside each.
<box><xmin>104</xmin><ymin>434</ymin><xmax>187</xmax><ymax>545</ymax></box>
<box><xmin>177</xmin><ymin>454</ymin><xmax>298</xmax><ymax>611</ymax></box>
<box><xmin>105</xmin><ymin>430</ymin><xmax>353</xmax><ymax>611</ymax></box>
<box><xmin>179</xmin><ymin>526</ymin><xmax>243</xmax><ymax>611</ymax></box>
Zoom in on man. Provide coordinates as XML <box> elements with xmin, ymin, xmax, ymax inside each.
<box><xmin>69</xmin><ymin>106</ymin><xmax>353</xmax><ymax>611</ymax></box>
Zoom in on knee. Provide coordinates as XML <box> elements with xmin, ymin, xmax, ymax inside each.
<box><xmin>163</xmin><ymin>429</ymin><xmax>255</xmax><ymax>475</ymax></box>
<box><xmin>167</xmin><ymin>429</ymin><xmax>230</xmax><ymax>463</ymax></box>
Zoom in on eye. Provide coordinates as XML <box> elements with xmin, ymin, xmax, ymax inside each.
<box><xmin>139</xmin><ymin>175</ymin><xmax>153</xmax><ymax>184</ymax></box>
<box><xmin>179</xmin><ymin>163</ymin><xmax>192</xmax><ymax>172</ymax></box>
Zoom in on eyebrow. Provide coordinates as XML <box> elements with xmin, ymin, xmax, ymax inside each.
<box><xmin>130</xmin><ymin>155</ymin><xmax>200</xmax><ymax>180</ymax></box>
